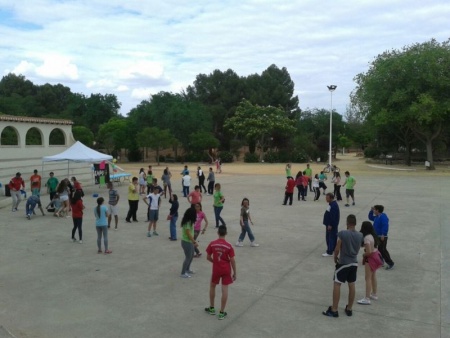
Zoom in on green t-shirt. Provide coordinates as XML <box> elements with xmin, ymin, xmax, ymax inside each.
<box><xmin>181</xmin><ymin>222</ymin><xmax>193</xmax><ymax>243</ymax></box>
<box><xmin>345</xmin><ymin>176</ymin><xmax>356</xmax><ymax>189</ymax></box>
<box><xmin>286</xmin><ymin>168</ymin><xmax>292</xmax><ymax>177</ymax></box>
<box><xmin>146</xmin><ymin>174</ymin><xmax>153</xmax><ymax>184</ymax></box>
<box><xmin>213</xmin><ymin>191</ymin><xmax>224</xmax><ymax>207</ymax></box>
<box><xmin>304</xmin><ymin>168</ymin><xmax>312</xmax><ymax>178</ymax></box>
<box><xmin>46</xmin><ymin>177</ymin><xmax>59</xmax><ymax>192</ymax></box>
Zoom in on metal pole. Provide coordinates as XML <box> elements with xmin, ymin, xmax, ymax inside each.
<box><xmin>327</xmin><ymin>85</ymin><xmax>337</xmax><ymax>167</ymax></box>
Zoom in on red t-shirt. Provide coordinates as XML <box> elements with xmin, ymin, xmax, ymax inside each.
<box><xmin>71</xmin><ymin>200</ymin><xmax>84</xmax><ymax>218</ymax></box>
<box><xmin>206</xmin><ymin>238</ymin><xmax>235</xmax><ymax>274</ymax></box>
<box><xmin>285</xmin><ymin>179</ymin><xmax>296</xmax><ymax>193</ymax></box>
<box><xmin>9</xmin><ymin>177</ymin><xmax>24</xmax><ymax>191</ymax></box>
<box><xmin>188</xmin><ymin>191</ymin><xmax>202</xmax><ymax>205</ymax></box>
<box><xmin>30</xmin><ymin>174</ymin><xmax>41</xmax><ymax>188</ymax></box>
<box><xmin>302</xmin><ymin>176</ymin><xmax>309</xmax><ymax>187</ymax></box>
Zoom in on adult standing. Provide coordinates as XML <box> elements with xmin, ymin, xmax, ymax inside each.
<box><xmin>180</xmin><ymin>207</ymin><xmax>198</xmax><ymax>278</ymax></box>
<box><xmin>168</xmin><ymin>194</ymin><xmax>179</xmax><ymax>241</ymax></box>
<box><xmin>295</xmin><ymin>171</ymin><xmax>304</xmax><ymax>201</ymax></box>
<box><xmin>161</xmin><ymin>168</ymin><xmax>172</xmax><ymax>198</ymax></box>
<box><xmin>207</xmin><ymin>167</ymin><xmax>215</xmax><ymax>196</ymax></box>
<box><xmin>332</xmin><ymin>172</ymin><xmax>342</xmax><ymax>202</ymax></box>
<box><xmin>9</xmin><ymin>172</ymin><xmax>25</xmax><ymax>212</ymax></box>
<box><xmin>369</xmin><ymin>205</ymin><xmax>394</xmax><ymax>270</ymax></box>
<box><xmin>323</xmin><ymin>214</ymin><xmax>363</xmax><ymax>318</ymax></box>
<box><xmin>45</xmin><ymin>172</ymin><xmax>59</xmax><ymax>206</ymax></box>
<box><xmin>213</xmin><ymin>183</ymin><xmax>226</xmax><ymax>228</ymax></box>
<box><xmin>30</xmin><ymin>169</ymin><xmax>42</xmax><ymax>196</ymax></box>
<box><xmin>304</xmin><ymin>164</ymin><xmax>313</xmax><ymax>192</ymax></box>
<box><xmin>71</xmin><ymin>177</ymin><xmax>83</xmax><ymax>197</ymax></box>
<box><xmin>197</xmin><ymin>166</ymin><xmax>207</xmax><ymax>193</ymax></box>
<box><xmin>322</xmin><ymin>193</ymin><xmax>340</xmax><ymax>257</ymax></box>
<box><xmin>343</xmin><ymin>171</ymin><xmax>356</xmax><ymax>207</ymax></box>
<box><xmin>107</xmin><ymin>182</ymin><xmax>120</xmax><ymax>230</ymax></box>
<box><xmin>187</xmin><ymin>185</ymin><xmax>202</xmax><ymax>209</ymax></box>
<box><xmin>125</xmin><ymin>177</ymin><xmax>139</xmax><ymax>223</ymax></box>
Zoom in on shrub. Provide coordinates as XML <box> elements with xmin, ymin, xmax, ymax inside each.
<box><xmin>364</xmin><ymin>147</ymin><xmax>382</xmax><ymax>158</ymax></box>
<box><xmin>219</xmin><ymin>151</ymin><xmax>234</xmax><ymax>163</ymax></box>
<box><xmin>158</xmin><ymin>155</ymin><xmax>166</xmax><ymax>162</ymax></box>
<box><xmin>291</xmin><ymin>150</ymin><xmax>309</xmax><ymax>163</ymax></box>
<box><xmin>244</xmin><ymin>152</ymin><xmax>259</xmax><ymax>163</ymax></box>
<box><xmin>184</xmin><ymin>152</ymin><xmax>210</xmax><ymax>162</ymax></box>
<box><xmin>263</xmin><ymin>151</ymin><xmax>279</xmax><ymax>163</ymax></box>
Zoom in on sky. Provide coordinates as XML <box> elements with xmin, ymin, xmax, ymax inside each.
<box><xmin>0</xmin><ymin>0</ymin><xmax>449</xmax><ymax>117</ymax></box>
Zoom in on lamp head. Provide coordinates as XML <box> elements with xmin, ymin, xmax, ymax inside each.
<box><xmin>327</xmin><ymin>85</ymin><xmax>337</xmax><ymax>92</ymax></box>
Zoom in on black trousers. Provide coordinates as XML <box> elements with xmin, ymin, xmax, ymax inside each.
<box><xmin>207</xmin><ymin>181</ymin><xmax>215</xmax><ymax>195</ymax></box>
<box><xmin>334</xmin><ymin>184</ymin><xmax>342</xmax><ymax>200</ymax></box>
<box><xmin>199</xmin><ymin>177</ymin><xmax>207</xmax><ymax>193</ymax></box>
<box><xmin>378</xmin><ymin>237</ymin><xmax>394</xmax><ymax>265</ymax></box>
<box><xmin>126</xmin><ymin>200</ymin><xmax>139</xmax><ymax>221</ymax></box>
<box><xmin>283</xmin><ymin>192</ymin><xmax>293</xmax><ymax>205</ymax></box>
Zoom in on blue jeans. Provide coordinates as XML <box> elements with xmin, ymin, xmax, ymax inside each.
<box><xmin>26</xmin><ymin>199</ymin><xmax>37</xmax><ymax>215</ymax></box>
<box><xmin>183</xmin><ymin>186</ymin><xmax>190</xmax><ymax>197</ymax></box>
<box><xmin>96</xmin><ymin>226</ymin><xmax>108</xmax><ymax>251</ymax></box>
<box><xmin>238</xmin><ymin>221</ymin><xmax>255</xmax><ymax>242</ymax></box>
<box><xmin>170</xmin><ymin>215</ymin><xmax>178</xmax><ymax>239</ymax></box>
<box><xmin>326</xmin><ymin>228</ymin><xmax>338</xmax><ymax>255</ymax></box>
<box><xmin>214</xmin><ymin>206</ymin><xmax>225</xmax><ymax>227</ymax></box>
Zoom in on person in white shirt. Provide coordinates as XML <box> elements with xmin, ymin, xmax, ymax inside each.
<box><xmin>143</xmin><ymin>187</ymin><xmax>164</xmax><ymax>237</ymax></box>
<box><xmin>182</xmin><ymin>173</ymin><xmax>191</xmax><ymax>198</ymax></box>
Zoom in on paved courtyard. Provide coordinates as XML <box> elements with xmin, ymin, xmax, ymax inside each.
<box><xmin>1</xmin><ymin>159</ymin><xmax>449</xmax><ymax>338</ymax></box>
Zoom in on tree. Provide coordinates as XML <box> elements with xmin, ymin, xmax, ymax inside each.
<box><xmin>72</xmin><ymin>126</ymin><xmax>94</xmax><ymax>147</ymax></box>
<box><xmin>189</xmin><ymin>131</ymin><xmax>220</xmax><ymax>155</ymax></box>
<box><xmin>352</xmin><ymin>39</ymin><xmax>450</xmax><ymax>169</ymax></box>
<box><xmin>136</xmin><ymin>127</ymin><xmax>176</xmax><ymax>165</ymax></box>
<box><xmin>97</xmin><ymin>117</ymin><xmax>130</xmax><ymax>153</ymax></box>
<box><xmin>224</xmin><ymin>99</ymin><xmax>296</xmax><ymax>160</ymax></box>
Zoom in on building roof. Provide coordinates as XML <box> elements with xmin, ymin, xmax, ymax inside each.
<box><xmin>0</xmin><ymin>114</ymin><xmax>73</xmax><ymax>125</ymax></box>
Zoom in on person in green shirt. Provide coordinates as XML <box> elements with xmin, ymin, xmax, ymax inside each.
<box><xmin>304</xmin><ymin>164</ymin><xmax>313</xmax><ymax>192</ymax></box>
<box><xmin>285</xmin><ymin>164</ymin><xmax>292</xmax><ymax>178</ymax></box>
<box><xmin>180</xmin><ymin>207</ymin><xmax>198</xmax><ymax>278</ymax></box>
<box><xmin>45</xmin><ymin>172</ymin><xmax>59</xmax><ymax>206</ymax></box>
<box><xmin>213</xmin><ymin>183</ymin><xmax>226</xmax><ymax>228</ymax></box>
<box><xmin>343</xmin><ymin>171</ymin><xmax>356</xmax><ymax>207</ymax></box>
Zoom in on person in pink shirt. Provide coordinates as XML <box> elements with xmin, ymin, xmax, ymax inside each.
<box><xmin>187</xmin><ymin>185</ymin><xmax>202</xmax><ymax>209</ymax></box>
<box><xmin>193</xmin><ymin>203</ymin><xmax>209</xmax><ymax>257</ymax></box>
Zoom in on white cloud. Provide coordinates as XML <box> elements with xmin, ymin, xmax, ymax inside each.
<box><xmin>118</xmin><ymin>61</ymin><xmax>164</xmax><ymax>80</ymax></box>
<box><xmin>11</xmin><ymin>55</ymin><xmax>78</xmax><ymax>81</ymax></box>
<box><xmin>131</xmin><ymin>88</ymin><xmax>153</xmax><ymax>100</ymax></box>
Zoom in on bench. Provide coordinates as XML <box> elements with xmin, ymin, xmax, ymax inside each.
<box><xmin>110</xmin><ymin>173</ymin><xmax>131</xmax><ymax>185</ymax></box>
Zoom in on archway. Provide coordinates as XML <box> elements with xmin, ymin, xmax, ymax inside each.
<box><xmin>26</xmin><ymin>127</ymin><xmax>43</xmax><ymax>145</ymax></box>
<box><xmin>1</xmin><ymin>126</ymin><xmax>19</xmax><ymax>146</ymax></box>
<box><xmin>49</xmin><ymin>128</ymin><xmax>66</xmax><ymax>145</ymax></box>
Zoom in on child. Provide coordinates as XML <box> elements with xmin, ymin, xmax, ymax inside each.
<box><xmin>187</xmin><ymin>185</ymin><xmax>203</xmax><ymax>208</ymax></box>
<box><xmin>180</xmin><ymin>207</ymin><xmax>198</xmax><ymax>278</ymax></box>
<box><xmin>236</xmin><ymin>198</ymin><xmax>259</xmax><ymax>247</ymax></box>
<box><xmin>302</xmin><ymin>171</ymin><xmax>309</xmax><ymax>200</ymax></box>
<box><xmin>94</xmin><ymin>197</ymin><xmax>111</xmax><ymax>254</ymax></box>
<box><xmin>71</xmin><ymin>190</ymin><xmax>85</xmax><ymax>243</ymax></box>
<box><xmin>193</xmin><ymin>203</ymin><xmax>209</xmax><ymax>257</ymax></box>
<box><xmin>295</xmin><ymin>171</ymin><xmax>304</xmax><ymax>201</ymax></box>
<box><xmin>213</xmin><ymin>183</ymin><xmax>226</xmax><ymax>228</ymax></box>
<box><xmin>313</xmin><ymin>174</ymin><xmax>320</xmax><ymax>201</ymax></box>
<box><xmin>283</xmin><ymin>176</ymin><xmax>296</xmax><ymax>205</ymax></box>
<box><xmin>205</xmin><ymin>225</ymin><xmax>237</xmax><ymax>320</ymax></box>
<box><xmin>25</xmin><ymin>194</ymin><xmax>45</xmax><ymax>219</ymax></box>
<box><xmin>144</xmin><ymin>187</ymin><xmax>164</xmax><ymax>237</ymax></box>
<box><xmin>168</xmin><ymin>194</ymin><xmax>179</xmax><ymax>241</ymax></box>
<box><xmin>319</xmin><ymin>171</ymin><xmax>328</xmax><ymax>194</ymax></box>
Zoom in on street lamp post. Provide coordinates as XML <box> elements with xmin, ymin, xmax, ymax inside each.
<box><xmin>327</xmin><ymin>85</ymin><xmax>337</xmax><ymax>168</ymax></box>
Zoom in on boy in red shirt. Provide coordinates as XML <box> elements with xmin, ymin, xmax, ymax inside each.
<box><xmin>283</xmin><ymin>176</ymin><xmax>296</xmax><ymax>205</ymax></box>
<box><xmin>9</xmin><ymin>172</ymin><xmax>25</xmax><ymax>212</ymax></box>
<box><xmin>205</xmin><ymin>225</ymin><xmax>236</xmax><ymax>320</ymax></box>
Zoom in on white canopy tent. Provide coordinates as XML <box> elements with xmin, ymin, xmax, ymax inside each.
<box><xmin>42</xmin><ymin>141</ymin><xmax>113</xmax><ymax>179</ymax></box>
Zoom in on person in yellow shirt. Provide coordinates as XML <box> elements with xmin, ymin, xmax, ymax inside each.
<box><xmin>125</xmin><ymin>177</ymin><xmax>139</xmax><ymax>223</ymax></box>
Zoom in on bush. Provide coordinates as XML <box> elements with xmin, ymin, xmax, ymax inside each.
<box><xmin>291</xmin><ymin>150</ymin><xmax>309</xmax><ymax>163</ymax></box>
<box><xmin>263</xmin><ymin>151</ymin><xmax>279</xmax><ymax>163</ymax></box>
<box><xmin>277</xmin><ymin>150</ymin><xmax>292</xmax><ymax>163</ymax></box>
<box><xmin>244</xmin><ymin>152</ymin><xmax>259</xmax><ymax>163</ymax></box>
<box><xmin>184</xmin><ymin>152</ymin><xmax>210</xmax><ymax>162</ymax></box>
<box><xmin>158</xmin><ymin>155</ymin><xmax>166</xmax><ymax>162</ymax></box>
<box><xmin>364</xmin><ymin>147</ymin><xmax>382</xmax><ymax>158</ymax></box>
<box><xmin>219</xmin><ymin>151</ymin><xmax>234</xmax><ymax>163</ymax></box>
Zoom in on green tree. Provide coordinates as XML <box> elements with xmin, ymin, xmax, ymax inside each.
<box><xmin>189</xmin><ymin>131</ymin><xmax>220</xmax><ymax>155</ymax></box>
<box><xmin>224</xmin><ymin>99</ymin><xmax>296</xmax><ymax>160</ymax></box>
<box><xmin>97</xmin><ymin>117</ymin><xmax>130</xmax><ymax>153</ymax></box>
<box><xmin>72</xmin><ymin>126</ymin><xmax>94</xmax><ymax>147</ymax></box>
<box><xmin>352</xmin><ymin>39</ymin><xmax>450</xmax><ymax>169</ymax></box>
<box><xmin>137</xmin><ymin>127</ymin><xmax>176</xmax><ymax>165</ymax></box>
<box><xmin>85</xmin><ymin>94</ymin><xmax>121</xmax><ymax>135</ymax></box>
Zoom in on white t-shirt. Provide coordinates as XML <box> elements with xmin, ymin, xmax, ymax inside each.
<box><xmin>312</xmin><ymin>178</ymin><xmax>319</xmax><ymax>188</ymax></box>
<box><xmin>182</xmin><ymin>175</ymin><xmax>191</xmax><ymax>187</ymax></box>
<box><xmin>147</xmin><ymin>193</ymin><xmax>161</xmax><ymax>210</ymax></box>
<box><xmin>364</xmin><ymin>234</ymin><xmax>376</xmax><ymax>253</ymax></box>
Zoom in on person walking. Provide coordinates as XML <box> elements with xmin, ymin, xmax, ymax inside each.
<box><xmin>213</xmin><ymin>183</ymin><xmax>226</xmax><ymax>228</ymax></box>
<box><xmin>94</xmin><ymin>197</ymin><xmax>112</xmax><ymax>254</ymax></box>
<box><xmin>322</xmin><ymin>193</ymin><xmax>340</xmax><ymax>257</ymax></box>
<box><xmin>125</xmin><ymin>177</ymin><xmax>139</xmax><ymax>223</ymax></box>
<box><xmin>197</xmin><ymin>166</ymin><xmax>207</xmax><ymax>193</ymax></box>
<box><xmin>180</xmin><ymin>207</ymin><xmax>198</xmax><ymax>278</ymax></box>
<box><xmin>207</xmin><ymin>167</ymin><xmax>215</xmax><ymax>195</ymax></box>
<box><xmin>357</xmin><ymin>221</ymin><xmax>384</xmax><ymax>305</ymax></box>
<box><xmin>71</xmin><ymin>190</ymin><xmax>84</xmax><ymax>243</ymax></box>
<box><xmin>168</xmin><ymin>194</ymin><xmax>179</xmax><ymax>241</ymax></box>
<box><xmin>9</xmin><ymin>172</ymin><xmax>25</xmax><ymax>212</ymax></box>
<box><xmin>283</xmin><ymin>176</ymin><xmax>296</xmax><ymax>205</ymax></box>
<box><xmin>323</xmin><ymin>214</ymin><xmax>363</xmax><ymax>318</ymax></box>
<box><xmin>312</xmin><ymin>174</ymin><xmax>320</xmax><ymax>201</ymax></box>
<box><xmin>369</xmin><ymin>205</ymin><xmax>394</xmax><ymax>270</ymax></box>
<box><xmin>107</xmin><ymin>182</ymin><xmax>120</xmax><ymax>230</ymax></box>
<box><xmin>236</xmin><ymin>198</ymin><xmax>259</xmax><ymax>247</ymax></box>
<box><xmin>205</xmin><ymin>225</ymin><xmax>237</xmax><ymax>320</ymax></box>
<box><xmin>332</xmin><ymin>172</ymin><xmax>342</xmax><ymax>201</ymax></box>
<box><xmin>30</xmin><ymin>169</ymin><xmax>42</xmax><ymax>196</ymax></box>
<box><xmin>343</xmin><ymin>171</ymin><xmax>356</xmax><ymax>207</ymax></box>
<box><xmin>193</xmin><ymin>203</ymin><xmax>209</xmax><ymax>257</ymax></box>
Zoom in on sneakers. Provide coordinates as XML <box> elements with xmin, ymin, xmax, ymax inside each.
<box><xmin>352</xmin><ymin>202</ymin><xmax>355</xmax><ymax>206</ymax></box>
<box><xmin>370</xmin><ymin>293</ymin><xmax>378</xmax><ymax>300</ymax></box>
<box><xmin>205</xmin><ymin>307</ymin><xmax>216</xmax><ymax>315</ymax></box>
<box><xmin>180</xmin><ymin>273</ymin><xmax>191</xmax><ymax>278</ymax></box>
<box><xmin>357</xmin><ymin>297</ymin><xmax>371</xmax><ymax>305</ymax></box>
<box><xmin>345</xmin><ymin>204</ymin><xmax>350</xmax><ymax>207</ymax></box>
<box><xmin>153</xmin><ymin>231</ymin><xmax>159</xmax><ymax>236</ymax></box>
<box><xmin>322</xmin><ymin>253</ymin><xmax>333</xmax><ymax>257</ymax></box>
<box><xmin>344</xmin><ymin>305</ymin><xmax>352</xmax><ymax>317</ymax></box>
<box><xmin>250</xmin><ymin>242</ymin><xmax>260</xmax><ymax>247</ymax></box>
<box><xmin>79</xmin><ymin>240</ymin><xmax>83</xmax><ymax>244</ymax></box>
<box><xmin>235</xmin><ymin>241</ymin><xmax>244</xmax><ymax>247</ymax></box>
<box><xmin>322</xmin><ymin>306</ymin><xmax>339</xmax><ymax>318</ymax></box>
<box><xmin>218</xmin><ymin>311</ymin><xmax>227</xmax><ymax>320</ymax></box>
<box><xmin>385</xmin><ymin>263</ymin><xmax>394</xmax><ymax>270</ymax></box>
<box><xmin>72</xmin><ymin>238</ymin><xmax>76</xmax><ymax>242</ymax></box>
<box><xmin>187</xmin><ymin>270</ymin><xmax>195</xmax><ymax>274</ymax></box>
<box><xmin>27</xmin><ymin>214</ymin><xmax>31</xmax><ymax>220</ymax></box>
<box><xmin>125</xmin><ymin>220</ymin><xmax>131</xmax><ymax>223</ymax></box>
<box><xmin>147</xmin><ymin>232</ymin><xmax>152</xmax><ymax>237</ymax></box>
<box><xmin>12</xmin><ymin>208</ymin><xmax>17</xmax><ymax>212</ymax></box>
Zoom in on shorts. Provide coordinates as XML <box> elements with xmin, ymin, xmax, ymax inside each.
<box><xmin>211</xmin><ymin>270</ymin><xmax>233</xmax><ymax>286</ymax></box>
<box><xmin>149</xmin><ymin>209</ymin><xmax>159</xmax><ymax>221</ymax></box>
<box><xmin>346</xmin><ymin>189</ymin><xmax>354</xmax><ymax>198</ymax></box>
<box><xmin>60</xmin><ymin>195</ymin><xmax>69</xmax><ymax>202</ymax></box>
<box><xmin>109</xmin><ymin>204</ymin><xmax>119</xmax><ymax>216</ymax></box>
<box><xmin>333</xmin><ymin>263</ymin><xmax>358</xmax><ymax>284</ymax></box>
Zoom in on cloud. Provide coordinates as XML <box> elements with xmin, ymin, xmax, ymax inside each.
<box><xmin>11</xmin><ymin>55</ymin><xmax>79</xmax><ymax>81</ymax></box>
<box><xmin>118</xmin><ymin>61</ymin><xmax>164</xmax><ymax>80</ymax></box>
